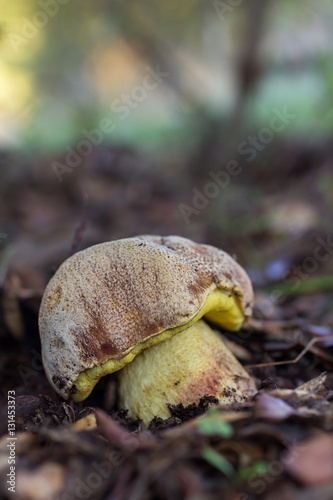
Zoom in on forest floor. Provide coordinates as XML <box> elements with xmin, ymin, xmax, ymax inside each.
<box><xmin>1</xmin><ymin>146</ymin><xmax>333</xmax><ymax>500</ymax></box>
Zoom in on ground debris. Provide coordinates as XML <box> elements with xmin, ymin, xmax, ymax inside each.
<box><xmin>167</xmin><ymin>395</ymin><xmax>219</xmax><ymax>422</ymax></box>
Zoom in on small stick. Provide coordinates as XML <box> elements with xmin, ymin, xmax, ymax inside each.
<box><xmin>245</xmin><ymin>335</ymin><xmax>333</xmax><ymax>369</ymax></box>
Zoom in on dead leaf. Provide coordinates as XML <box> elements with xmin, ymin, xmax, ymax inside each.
<box><xmin>254</xmin><ymin>394</ymin><xmax>296</xmax><ymax>421</ymax></box>
<box><xmin>296</xmin><ymin>373</ymin><xmax>330</xmax><ymax>397</ymax></box>
<box><xmin>285</xmin><ymin>433</ymin><xmax>333</xmax><ymax>486</ymax></box>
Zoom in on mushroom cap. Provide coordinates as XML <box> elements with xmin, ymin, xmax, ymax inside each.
<box><xmin>39</xmin><ymin>235</ymin><xmax>253</xmax><ymax>401</ymax></box>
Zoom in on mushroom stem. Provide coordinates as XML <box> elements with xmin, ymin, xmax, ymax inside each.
<box><xmin>118</xmin><ymin>320</ymin><xmax>256</xmax><ymax>424</ymax></box>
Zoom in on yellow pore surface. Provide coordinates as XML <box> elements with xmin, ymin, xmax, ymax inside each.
<box><xmin>72</xmin><ymin>288</ymin><xmax>245</xmax><ymax>402</ymax></box>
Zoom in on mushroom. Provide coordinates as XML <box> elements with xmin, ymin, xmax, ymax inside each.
<box><xmin>39</xmin><ymin>235</ymin><xmax>256</xmax><ymax>421</ymax></box>
<box><xmin>118</xmin><ymin>319</ymin><xmax>255</xmax><ymax>423</ymax></box>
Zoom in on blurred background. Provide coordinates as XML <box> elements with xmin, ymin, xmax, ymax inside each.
<box><xmin>1</xmin><ymin>0</ymin><xmax>333</xmax><ymax>333</ymax></box>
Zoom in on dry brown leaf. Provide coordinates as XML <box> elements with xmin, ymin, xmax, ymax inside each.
<box><xmin>296</xmin><ymin>373</ymin><xmax>330</xmax><ymax>396</ymax></box>
<box><xmin>285</xmin><ymin>433</ymin><xmax>333</xmax><ymax>486</ymax></box>
<box><xmin>254</xmin><ymin>393</ymin><xmax>296</xmax><ymax>421</ymax></box>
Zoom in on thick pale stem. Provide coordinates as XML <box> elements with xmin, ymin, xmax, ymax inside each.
<box><xmin>118</xmin><ymin>320</ymin><xmax>256</xmax><ymax>424</ymax></box>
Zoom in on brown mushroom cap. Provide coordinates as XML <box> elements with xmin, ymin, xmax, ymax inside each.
<box><xmin>39</xmin><ymin>235</ymin><xmax>253</xmax><ymax>401</ymax></box>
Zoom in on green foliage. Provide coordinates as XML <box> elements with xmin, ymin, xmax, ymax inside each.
<box><xmin>236</xmin><ymin>461</ymin><xmax>269</xmax><ymax>482</ymax></box>
<box><xmin>198</xmin><ymin>409</ymin><xmax>233</xmax><ymax>438</ymax></box>
<box><xmin>201</xmin><ymin>446</ymin><xmax>235</xmax><ymax>476</ymax></box>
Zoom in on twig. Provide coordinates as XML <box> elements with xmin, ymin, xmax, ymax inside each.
<box><xmin>245</xmin><ymin>335</ymin><xmax>333</xmax><ymax>369</ymax></box>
